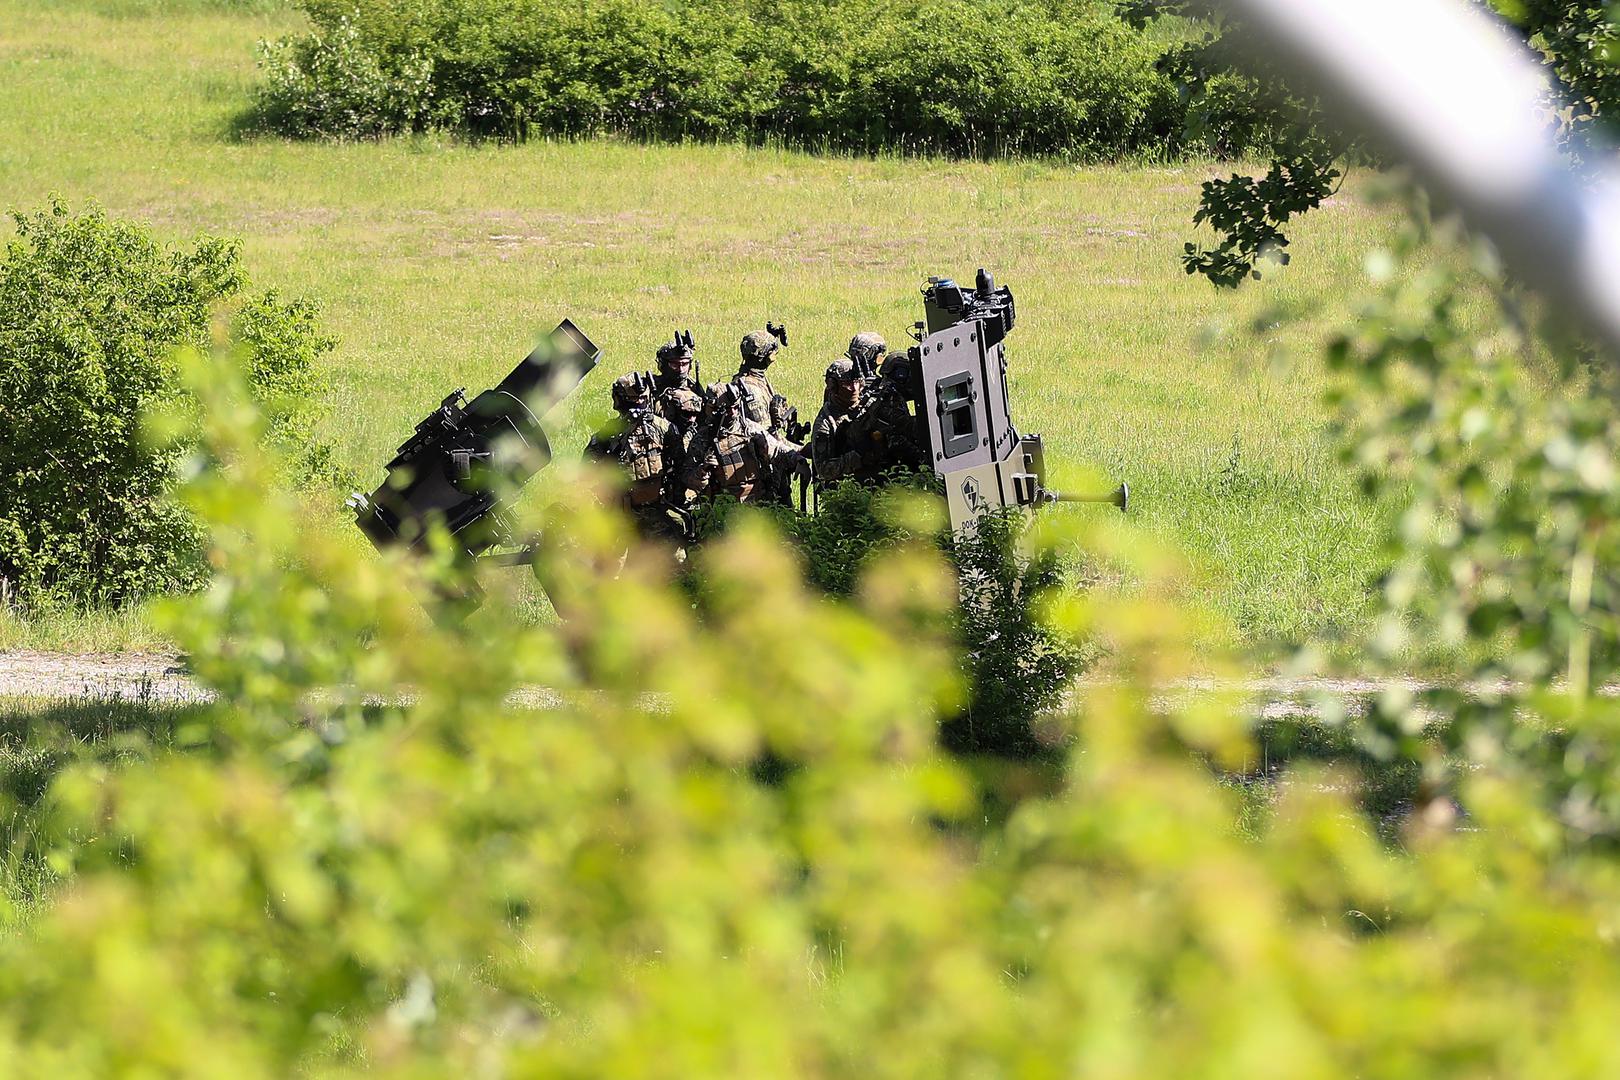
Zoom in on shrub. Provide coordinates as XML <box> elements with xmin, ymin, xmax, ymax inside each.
<box><xmin>9</xmin><ymin>360</ymin><xmax>1620</xmax><ymax>1074</ymax></box>
<box><xmin>256</xmin><ymin>15</ymin><xmax>436</xmax><ymax>139</ymax></box>
<box><xmin>251</xmin><ymin>0</ymin><xmax>1185</xmax><ymax>157</ymax></box>
<box><xmin>0</xmin><ymin>199</ymin><xmax>335</xmax><ymax>611</ymax></box>
<box><xmin>692</xmin><ymin>476</ymin><xmax>1086</xmax><ymax>760</ymax></box>
<box><xmin>946</xmin><ymin>508</ymin><xmax>1085</xmax><ymax>760</ymax></box>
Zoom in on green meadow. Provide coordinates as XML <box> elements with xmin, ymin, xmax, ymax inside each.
<box><xmin>0</xmin><ymin>0</ymin><xmax>1412</xmax><ymax>657</ymax></box>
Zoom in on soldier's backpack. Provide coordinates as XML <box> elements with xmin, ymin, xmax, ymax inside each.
<box><xmin>619</xmin><ymin>413</ymin><xmax>670</xmax><ymax>504</ymax></box>
<box><xmin>710</xmin><ymin>424</ymin><xmax>762</xmax><ymax>495</ymax></box>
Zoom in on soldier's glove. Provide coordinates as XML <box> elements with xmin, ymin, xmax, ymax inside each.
<box><xmin>794</xmin><ymin>452</ymin><xmax>813</xmax><ymax>484</ymax></box>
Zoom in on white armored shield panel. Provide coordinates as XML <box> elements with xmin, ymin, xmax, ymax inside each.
<box><xmin>920</xmin><ymin>321</ymin><xmax>1035</xmax><ymax>531</ymax></box>
<box><xmin>918</xmin><ymin>322</ymin><xmax>1017</xmax><ymax>476</ymax></box>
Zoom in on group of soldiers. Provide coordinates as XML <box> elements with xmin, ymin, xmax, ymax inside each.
<box><xmin>585</xmin><ymin>324</ymin><xmax>923</xmax><ymax>541</ymax></box>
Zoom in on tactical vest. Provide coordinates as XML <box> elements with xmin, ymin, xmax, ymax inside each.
<box><xmin>711</xmin><ymin>425</ymin><xmax>762</xmax><ymax>498</ymax></box>
<box><xmin>733</xmin><ymin>371</ymin><xmax>775</xmax><ymax>430</ymax></box>
<box><xmin>619</xmin><ymin>414</ymin><xmax>669</xmax><ymax>506</ymax></box>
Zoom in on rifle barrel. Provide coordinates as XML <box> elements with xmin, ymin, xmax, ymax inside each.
<box><xmin>1049</xmin><ymin>483</ymin><xmax>1128</xmax><ymax>511</ymax></box>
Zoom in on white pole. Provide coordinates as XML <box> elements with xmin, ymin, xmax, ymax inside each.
<box><xmin>1223</xmin><ymin>0</ymin><xmax>1620</xmax><ymax>355</ymax></box>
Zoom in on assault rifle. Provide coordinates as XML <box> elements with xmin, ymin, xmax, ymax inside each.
<box><xmin>349</xmin><ymin>320</ymin><xmax>601</xmax><ymax>565</ymax></box>
<box><xmin>773</xmin><ymin>394</ymin><xmax>811</xmax><ymax>443</ymax></box>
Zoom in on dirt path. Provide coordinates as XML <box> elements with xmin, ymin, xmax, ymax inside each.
<box><xmin>0</xmin><ymin>651</ymin><xmax>201</xmax><ymax>703</ymax></box>
<box><xmin>0</xmin><ymin>651</ymin><xmax>1452</xmax><ymax>716</ymax></box>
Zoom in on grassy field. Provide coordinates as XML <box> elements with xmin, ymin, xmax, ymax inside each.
<box><xmin>0</xmin><ymin>692</ymin><xmax>194</xmax><ymax>931</ymax></box>
<box><xmin>0</xmin><ymin>0</ymin><xmax>1415</xmax><ymax>658</ymax></box>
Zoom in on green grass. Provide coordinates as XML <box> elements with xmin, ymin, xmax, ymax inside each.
<box><xmin>0</xmin><ymin>603</ymin><xmax>174</xmax><ymax>654</ymax></box>
<box><xmin>0</xmin><ymin>0</ymin><xmax>1422</xmax><ymax>659</ymax></box>
<box><xmin>0</xmin><ymin>694</ymin><xmax>195</xmax><ymax>930</ymax></box>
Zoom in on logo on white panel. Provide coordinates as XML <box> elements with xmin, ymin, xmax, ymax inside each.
<box><xmin>961</xmin><ymin>476</ymin><xmax>984</xmax><ymax>515</ymax></box>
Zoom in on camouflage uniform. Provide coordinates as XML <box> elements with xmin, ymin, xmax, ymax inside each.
<box><xmin>812</xmin><ymin>358</ymin><xmax>873</xmax><ymax>484</ymax></box>
<box><xmin>585</xmin><ymin>372</ymin><xmax>689</xmax><ymax>541</ymax></box>
<box><xmin>733</xmin><ymin>328</ymin><xmax>794</xmax><ymax>436</ymax></box>
<box><xmin>658</xmin><ymin>387</ymin><xmax>708</xmax><ymax>463</ymax></box>
<box><xmin>837</xmin><ymin>332</ymin><xmax>924</xmax><ymax>478</ymax></box>
<box><xmin>676</xmin><ymin>380</ymin><xmax>725</xmax><ymax>496</ymax></box>
<box><xmin>725</xmin><ymin>326</ymin><xmax>809</xmax><ymax>503</ymax></box>
<box><xmin>651</xmin><ymin>333</ymin><xmax>708</xmax><ymax>439</ymax></box>
<box><xmin>690</xmin><ymin>382</ymin><xmax>806</xmax><ymax>504</ymax></box>
<box><xmin>856</xmin><ymin>347</ymin><xmax>925</xmax><ymax>473</ymax></box>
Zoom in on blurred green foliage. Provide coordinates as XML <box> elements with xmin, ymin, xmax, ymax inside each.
<box><xmin>0</xmin><ymin>199</ymin><xmax>336</xmax><ymax>611</ymax></box>
<box><xmin>0</xmin><ymin>695</ymin><xmax>194</xmax><ymax>930</ymax></box>
<box><xmin>1326</xmin><ymin>207</ymin><xmax>1620</xmax><ymax>848</ymax></box>
<box><xmin>7</xmin><ymin>350</ymin><xmax>1620</xmax><ymax>1073</ymax></box>
<box><xmin>250</xmin><ymin>0</ymin><xmax>1192</xmax><ymax>158</ymax></box>
<box><xmin>690</xmin><ymin>475</ymin><xmax>1086</xmax><ymax>762</ymax></box>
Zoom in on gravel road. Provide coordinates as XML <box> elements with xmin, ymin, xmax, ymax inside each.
<box><xmin>0</xmin><ymin>651</ymin><xmax>1453</xmax><ymax>717</ymax></box>
<box><xmin>0</xmin><ymin>651</ymin><xmax>200</xmax><ymax>703</ymax></box>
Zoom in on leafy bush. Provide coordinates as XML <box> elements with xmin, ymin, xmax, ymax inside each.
<box><xmin>692</xmin><ymin>476</ymin><xmax>1085</xmax><ymax>760</ymax></box>
<box><xmin>9</xmin><ymin>358</ymin><xmax>1620</xmax><ymax>1073</ymax></box>
<box><xmin>251</xmin><ymin>0</ymin><xmax>1185</xmax><ymax>157</ymax></box>
<box><xmin>0</xmin><ymin>200</ymin><xmax>335</xmax><ymax>611</ymax></box>
<box><xmin>256</xmin><ymin>15</ymin><xmax>436</xmax><ymax>139</ymax></box>
<box><xmin>946</xmin><ymin>508</ymin><xmax>1085</xmax><ymax>760</ymax></box>
<box><xmin>690</xmin><ymin>472</ymin><xmax>939</xmax><ymax>597</ymax></box>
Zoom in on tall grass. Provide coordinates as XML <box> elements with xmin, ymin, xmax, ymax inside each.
<box><xmin>64</xmin><ymin>0</ymin><xmax>290</xmax><ymax>15</ymax></box>
<box><xmin>0</xmin><ymin>695</ymin><xmax>194</xmax><ymax>931</ymax></box>
<box><xmin>0</xmin><ymin>0</ymin><xmax>1439</xmax><ymax>659</ymax></box>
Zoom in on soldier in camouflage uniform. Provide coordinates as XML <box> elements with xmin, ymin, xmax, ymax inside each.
<box><xmin>689</xmin><ymin>381</ymin><xmax>807</xmax><ymax>505</ymax></box>
<box><xmin>732</xmin><ymin>325</ymin><xmax>805</xmax><ymax>440</ymax></box>
<box><xmin>811</xmin><ymin>359</ymin><xmax>875</xmax><ymax>484</ymax></box>
<box><xmin>584</xmin><ymin>372</ymin><xmax>690</xmax><ymax>542</ymax></box>
<box><xmin>651</xmin><ymin>331</ymin><xmax>708</xmax><ymax>441</ymax></box>
<box><xmin>676</xmin><ymin>380</ymin><xmax>728</xmax><ymax>499</ymax></box>
<box><xmin>842</xmin><ymin>330</ymin><xmax>924</xmax><ymax>476</ymax></box>
<box><xmin>727</xmin><ymin>323</ymin><xmax>810</xmax><ymax>503</ymax></box>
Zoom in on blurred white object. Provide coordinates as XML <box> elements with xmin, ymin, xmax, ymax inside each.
<box><xmin>1227</xmin><ymin>0</ymin><xmax>1620</xmax><ymax>354</ymax></box>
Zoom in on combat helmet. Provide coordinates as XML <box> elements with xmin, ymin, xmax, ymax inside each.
<box><xmin>611</xmin><ymin>371</ymin><xmax>654</xmax><ymax>414</ymax></box>
<box><xmin>846</xmin><ymin>332</ymin><xmax>887</xmax><ymax>370</ymax></box>
<box><xmin>661</xmin><ymin>386</ymin><xmax>705</xmax><ymax>422</ymax></box>
<box><xmin>656</xmin><ymin>330</ymin><xmax>695</xmax><ymax>373</ymax></box>
<box><xmin>824</xmin><ymin>358</ymin><xmax>859</xmax><ymax>384</ymax></box>
<box><xmin>708</xmin><ymin>380</ymin><xmax>751</xmax><ymax>424</ymax></box>
<box><xmin>740</xmin><ymin>322</ymin><xmax>787</xmax><ymax>369</ymax></box>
